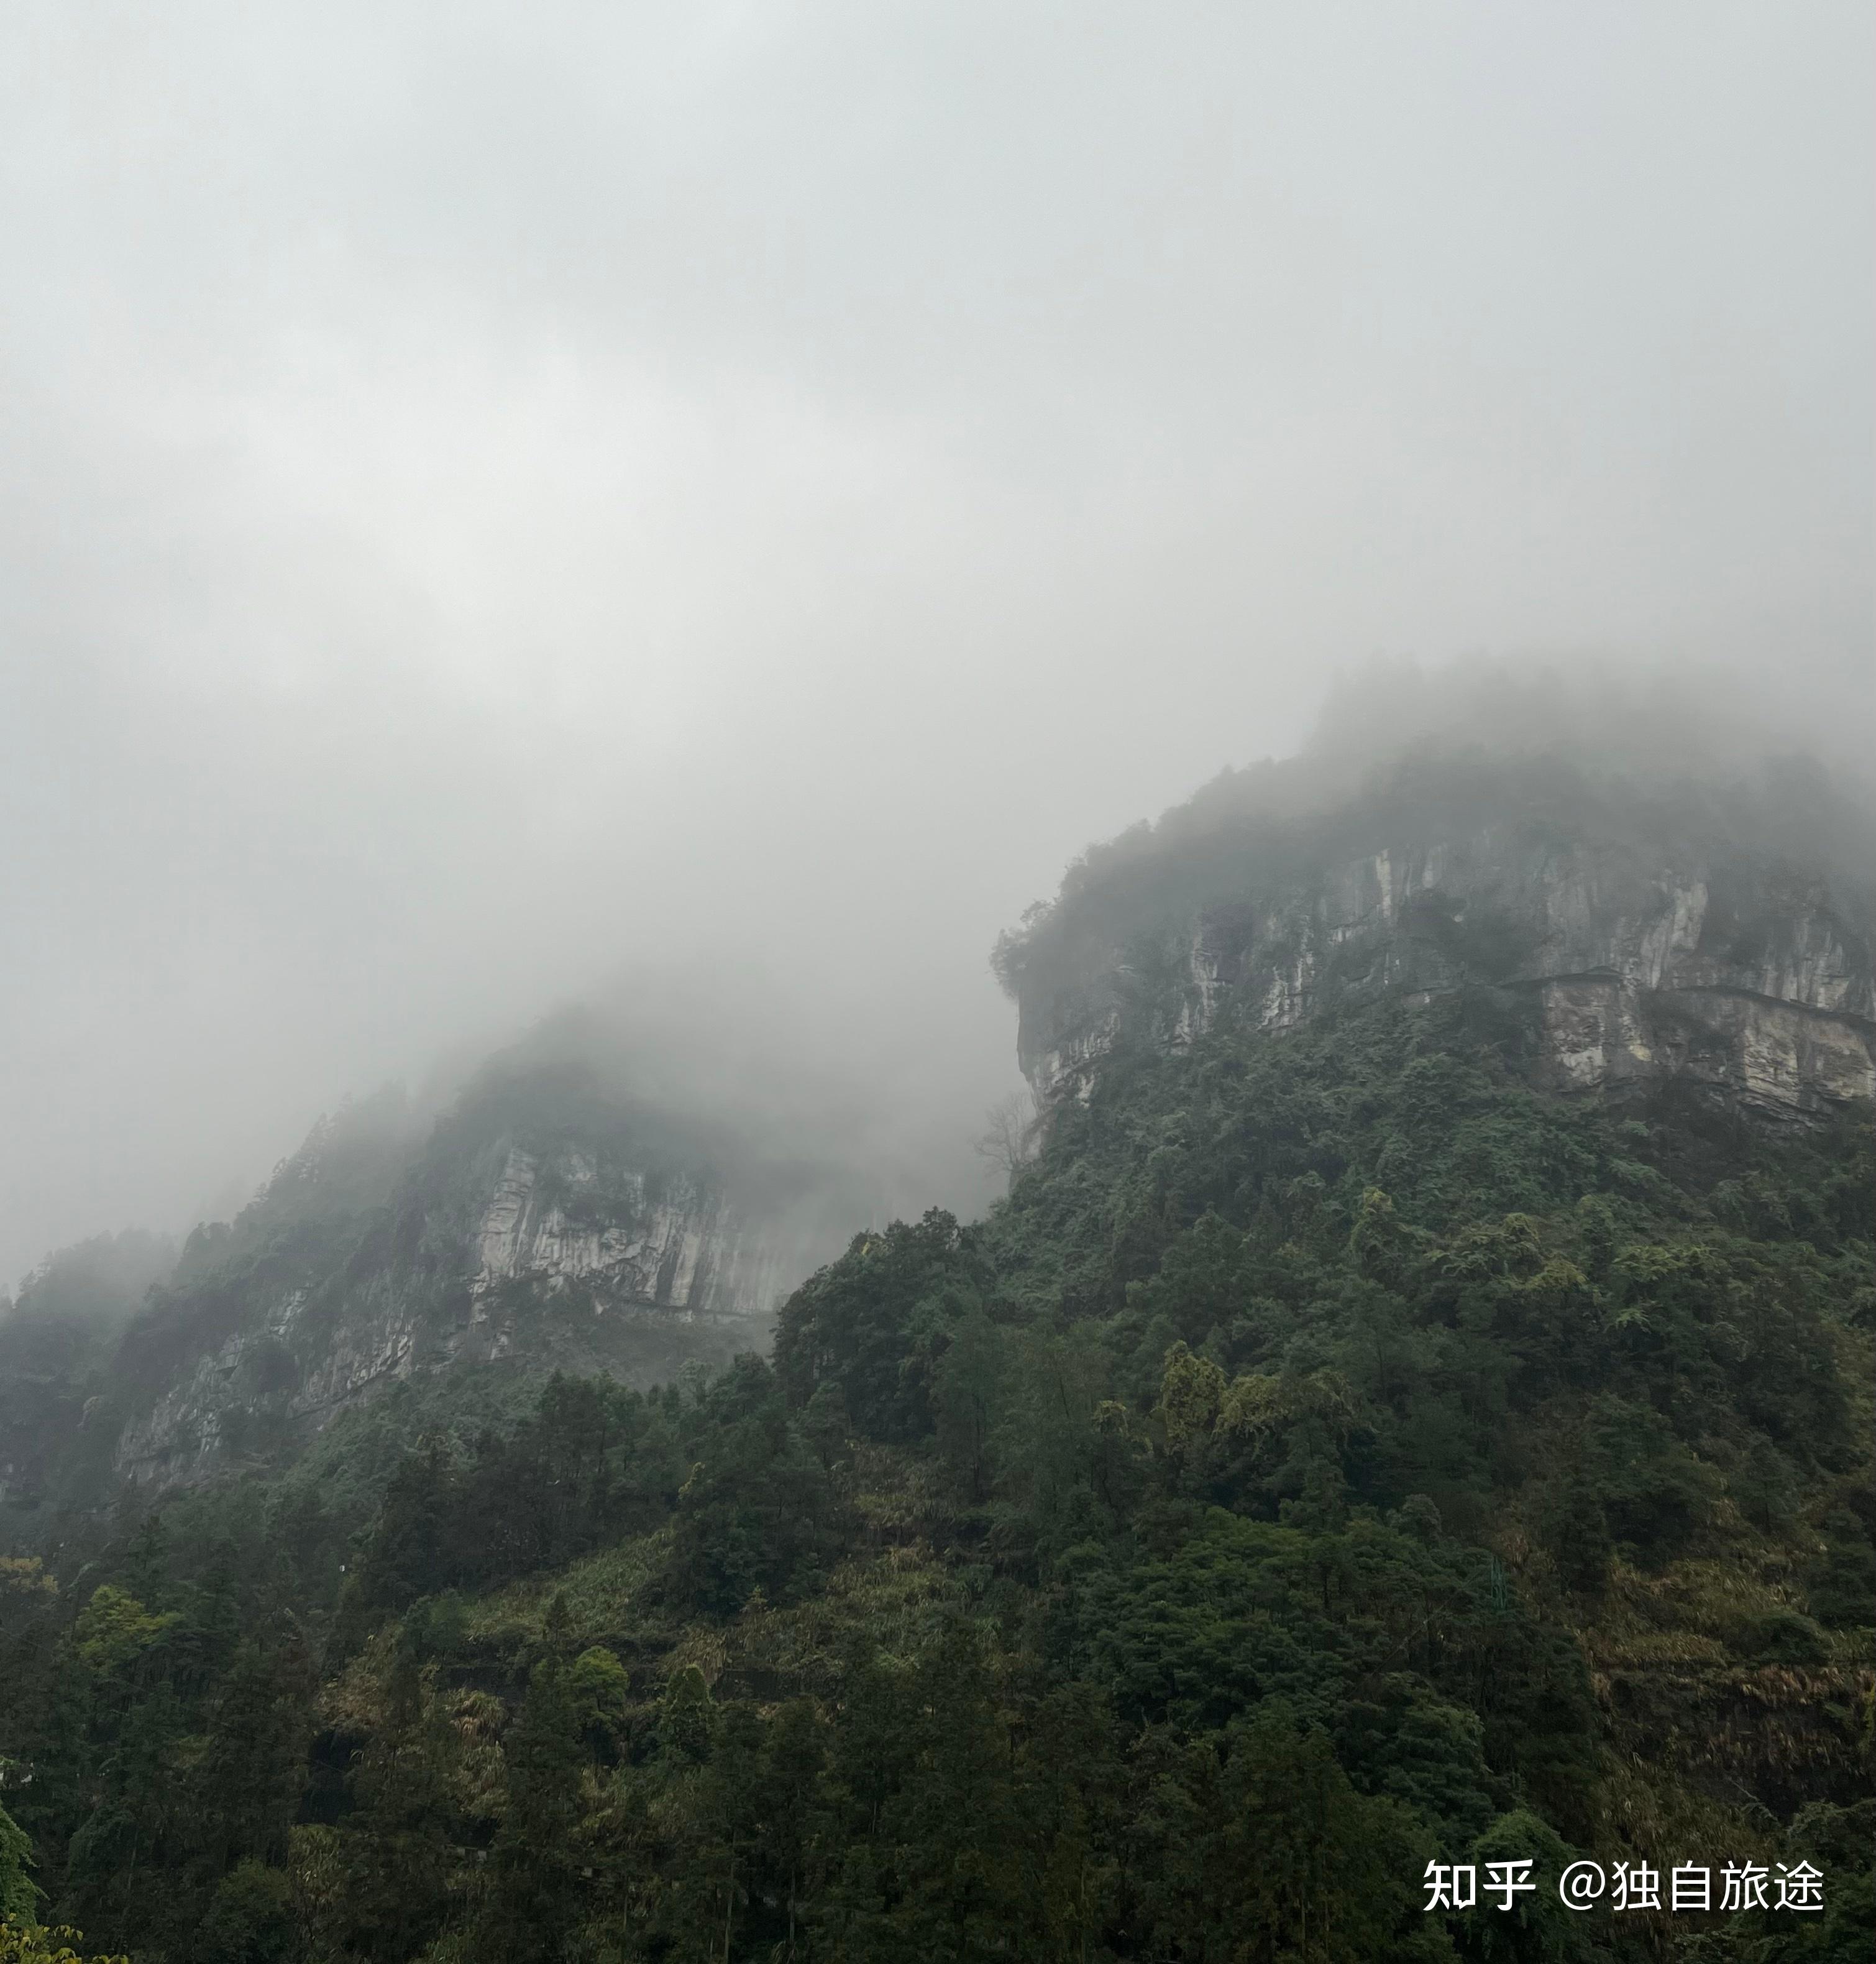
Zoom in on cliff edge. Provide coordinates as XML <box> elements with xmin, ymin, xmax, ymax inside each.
<box><xmin>999</xmin><ymin>751</ymin><xmax>1875</xmax><ymax>1126</ymax></box>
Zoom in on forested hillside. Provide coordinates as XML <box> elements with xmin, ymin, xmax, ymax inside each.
<box><xmin>2</xmin><ymin>764</ymin><xmax>1872</xmax><ymax>1964</ymax></box>
<box><xmin>0</xmin><ymin>1047</ymin><xmax>869</xmax><ymax>1534</ymax></box>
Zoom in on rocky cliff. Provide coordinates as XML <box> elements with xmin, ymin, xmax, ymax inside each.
<box><xmin>11</xmin><ymin>740</ymin><xmax>1872</xmax><ymax>1521</ymax></box>
<box><xmin>3</xmin><ymin>1058</ymin><xmax>861</xmax><ymax>1508</ymax></box>
<box><xmin>1003</xmin><ymin>755</ymin><xmax>1876</xmax><ymax>1127</ymax></box>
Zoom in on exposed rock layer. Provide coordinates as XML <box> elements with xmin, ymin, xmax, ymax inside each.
<box><xmin>67</xmin><ymin>1080</ymin><xmax>848</xmax><ymax>1495</ymax></box>
<box><xmin>1019</xmin><ymin>824</ymin><xmax>1875</xmax><ymax>1123</ymax></box>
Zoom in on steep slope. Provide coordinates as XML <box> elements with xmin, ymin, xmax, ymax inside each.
<box><xmin>1</xmin><ymin>742</ymin><xmax>1870</xmax><ymax>1964</ymax></box>
<box><xmin>1</xmin><ymin>1053</ymin><xmax>867</xmax><ymax>1521</ymax></box>
<box><xmin>997</xmin><ymin>751</ymin><xmax>1875</xmax><ymax>1125</ymax></box>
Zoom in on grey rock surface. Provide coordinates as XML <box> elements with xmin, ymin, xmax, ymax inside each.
<box><xmin>1018</xmin><ymin>822</ymin><xmax>1875</xmax><ymax>1124</ymax></box>
<box><xmin>7</xmin><ymin>1068</ymin><xmax>858</xmax><ymax>1503</ymax></box>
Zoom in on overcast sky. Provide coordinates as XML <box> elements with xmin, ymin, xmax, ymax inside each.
<box><xmin>2</xmin><ymin>1</ymin><xmax>1870</xmax><ymax>1286</ymax></box>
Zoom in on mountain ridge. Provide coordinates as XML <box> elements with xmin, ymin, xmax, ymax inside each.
<box><xmin>1</xmin><ymin>735</ymin><xmax>1872</xmax><ymax>1961</ymax></box>
<box><xmin>998</xmin><ymin>750</ymin><xmax>1875</xmax><ymax>1127</ymax></box>
<box><xmin>0</xmin><ymin>1055</ymin><xmax>869</xmax><ymax>1518</ymax></box>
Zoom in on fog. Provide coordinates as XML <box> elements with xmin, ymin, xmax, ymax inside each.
<box><xmin>2</xmin><ymin>2</ymin><xmax>1870</xmax><ymax>1287</ymax></box>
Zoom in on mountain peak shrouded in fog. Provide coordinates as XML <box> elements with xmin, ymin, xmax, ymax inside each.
<box><xmin>2</xmin><ymin>3</ymin><xmax>1870</xmax><ymax>1285</ymax></box>
<box><xmin>997</xmin><ymin>660</ymin><xmax>1876</xmax><ymax>1006</ymax></box>
<box><xmin>1</xmin><ymin>11</ymin><xmax>1872</xmax><ymax>1947</ymax></box>
<box><xmin>10</xmin><ymin>673</ymin><xmax>1867</xmax><ymax>1515</ymax></box>
<box><xmin>7</xmin><ymin>656</ymin><xmax>1872</xmax><ymax>1297</ymax></box>
<box><xmin>4</xmin><ymin>633</ymin><xmax>1870</xmax><ymax>1957</ymax></box>
<box><xmin>1299</xmin><ymin>656</ymin><xmax>1876</xmax><ymax>792</ymax></box>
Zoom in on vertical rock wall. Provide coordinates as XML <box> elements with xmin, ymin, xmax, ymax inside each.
<box><xmin>1018</xmin><ymin>829</ymin><xmax>1875</xmax><ymax>1122</ymax></box>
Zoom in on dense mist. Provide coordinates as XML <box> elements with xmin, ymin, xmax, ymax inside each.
<box><xmin>3</xmin><ymin>3</ymin><xmax>1871</xmax><ymax>1287</ymax></box>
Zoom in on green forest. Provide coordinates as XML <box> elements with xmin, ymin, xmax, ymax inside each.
<box><xmin>1</xmin><ymin>983</ymin><xmax>1872</xmax><ymax>1963</ymax></box>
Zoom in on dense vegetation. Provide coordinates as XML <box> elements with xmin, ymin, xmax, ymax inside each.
<box><xmin>2</xmin><ymin>978</ymin><xmax>1872</xmax><ymax>1960</ymax></box>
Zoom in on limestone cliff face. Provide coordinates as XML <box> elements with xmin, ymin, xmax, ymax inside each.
<box><xmin>1017</xmin><ymin>818</ymin><xmax>1875</xmax><ymax>1125</ymax></box>
<box><xmin>469</xmin><ymin>1149</ymin><xmax>787</xmax><ymax>1328</ymax></box>
<box><xmin>94</xmin><ymin>1077</ymin><xmax>840</xmax><ymax>1492</ymax></box>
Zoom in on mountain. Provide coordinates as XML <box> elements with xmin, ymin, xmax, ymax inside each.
<box><xmin>1</xmin><ymin>733</ymin><xmax>1871</xmax><ymax>1963</ymax></box>
<box><xmin>0</xmin><ymin>1044</ymin><xmax>872</xmax><ymax>1526</ymax></box>
<box><xmin>999</xmin><ymin>747</ymin><xmax>1875</xmax><ymax>1124</ymax></box>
